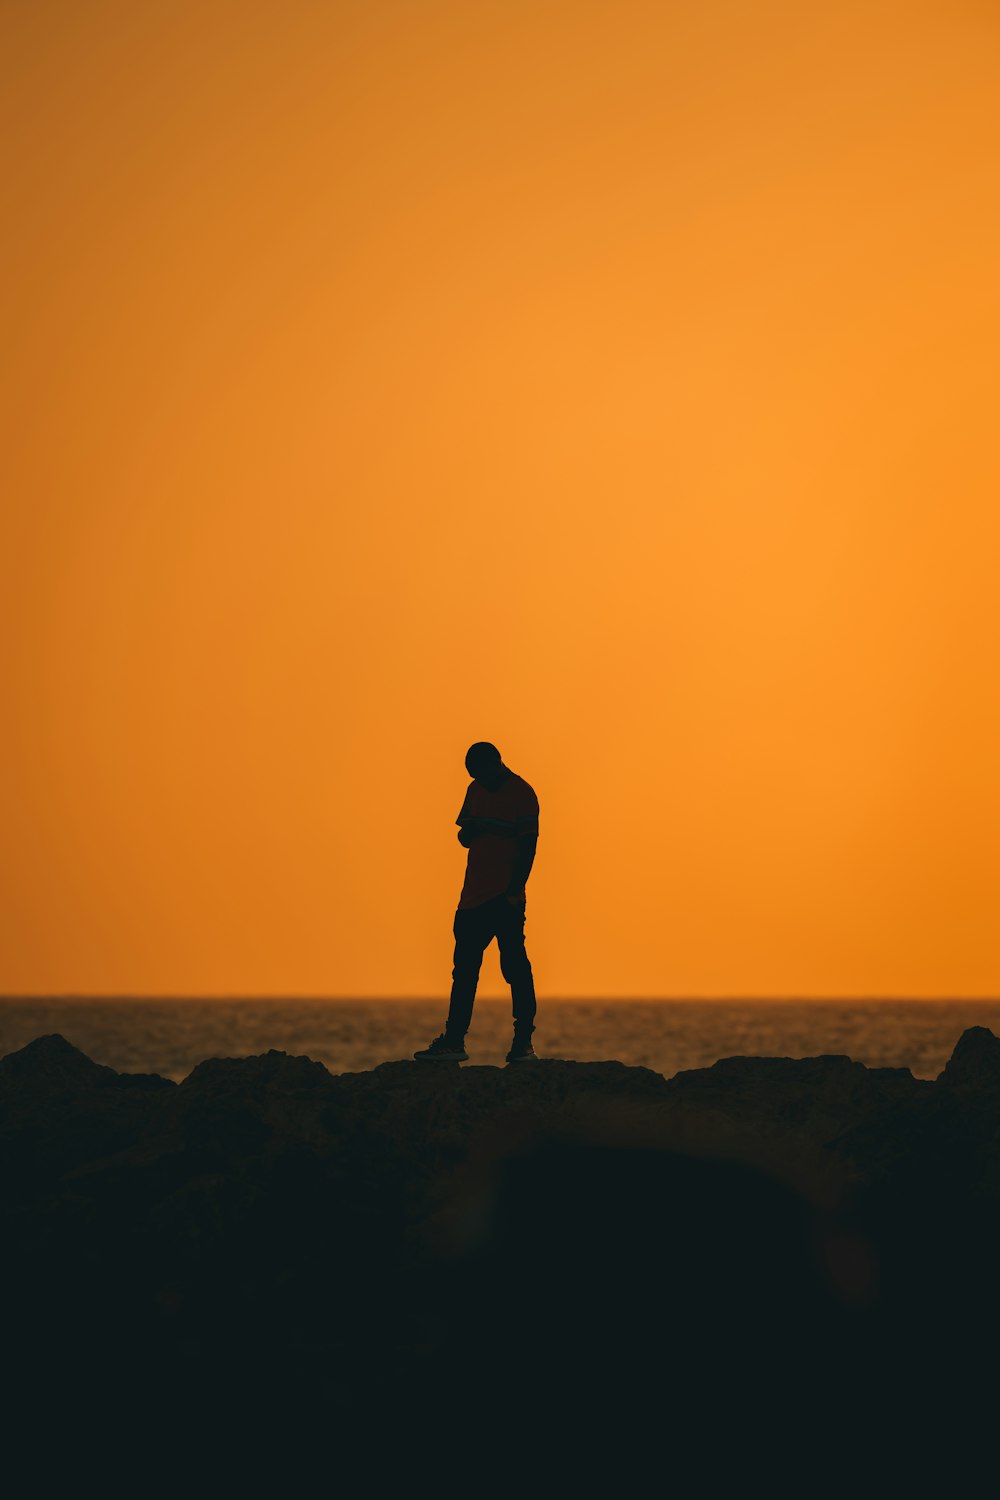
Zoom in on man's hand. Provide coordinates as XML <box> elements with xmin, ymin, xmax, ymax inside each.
<box><xmin>505</xmin><ymin>888</ymin><xmax>526</xmax><ymax>906</ymax></box>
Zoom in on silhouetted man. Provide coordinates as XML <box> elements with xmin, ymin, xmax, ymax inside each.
<box><xmin>415</xmin><ymin>742</ymin><xmax>539</xmax><ymax>1063</ymax></box>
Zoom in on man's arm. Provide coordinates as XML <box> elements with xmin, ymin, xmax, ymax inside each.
<box><xmin>505</xmin><ymin>832</ymin><xmax>538</xmax><ymax>901</ymax></box>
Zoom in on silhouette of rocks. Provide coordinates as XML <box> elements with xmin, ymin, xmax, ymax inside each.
<box><xmin>937</xmin><ymin>1022</ymin><xmax>1000</xmax><ymax>1091</ymax></box>
<box><xmin>2</xmin><ymin>1029</ymin><xmax>998</xmax><ymax>1483</ymax></box>
<box><xmin>0</xmin><ymin>1032</ymin><xmax>174</xmax><ymax>1192</ymax></box>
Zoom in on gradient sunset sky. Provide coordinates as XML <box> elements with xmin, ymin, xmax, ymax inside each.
<box><xmin>3</xmin><ymin>0</ymin><xmax>999</xmax><ymax>998</ymax></box>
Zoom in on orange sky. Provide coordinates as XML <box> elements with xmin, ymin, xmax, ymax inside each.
<box><xmin>3</xmin><ymin>0</ymin><xmax>999</xmax><ymax>998</ymax></box>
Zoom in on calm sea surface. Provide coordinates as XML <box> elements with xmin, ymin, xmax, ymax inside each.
<box><xmin>2</xmin><ymin>998</ymin><xmax>999</xmax><ymax>1083</ymax></box>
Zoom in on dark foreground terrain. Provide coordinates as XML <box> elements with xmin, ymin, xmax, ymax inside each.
<box><xmin>3</xmin><ymin>1030</ymin><xmax>1000</xmax><ymax>1489</ymax></box>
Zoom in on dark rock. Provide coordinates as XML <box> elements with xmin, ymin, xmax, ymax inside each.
<box><xmin>0</xmin><ymin>1031</ymin><xmax>172</xmax><ymax>1092</ymax></box>
<box><xmin>663</xmin><ymin>1051</ymin><xmax>929</xmax><ymax>1167</ymax></box>
<box><xmin>937</xmin><ymin>1024</ymin><xmax>1000</xmax><ymax>1090</ymax></box>
<box><xmin>181</xmin><ymin>1047</ymin><xmax>334</xmax><ymax>1096</ymax></box>
<box><xmin>2</xmin><ymin>1028</ymin><xmax>999</xmax><ymax>1483</ymax></box>
<box><xmin>0</xmin><ymin>1032</ymin><xmax>175</xmax><ymax>1194</ymax></box>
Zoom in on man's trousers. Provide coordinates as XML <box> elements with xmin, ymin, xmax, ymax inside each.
<box><xmin>445</xmin><ymin>893</ymin><xmax>536</xmax><ymax>1040</ymax></box>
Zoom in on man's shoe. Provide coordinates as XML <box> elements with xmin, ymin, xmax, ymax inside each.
<box><xmin>506</xmin><ymin>1037</ymin><xmax>537</xmax><ymax>1064</ymax></box>
<box><xmin>413</xmin><ymin>1034</ymin><xmax>469</xmax><ymax>1062</ymax></box>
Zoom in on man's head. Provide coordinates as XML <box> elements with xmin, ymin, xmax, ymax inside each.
<box><xmin>465</xmin><ymin>741</ymin><xmax>505</xmax><ymax>789</ymax></box>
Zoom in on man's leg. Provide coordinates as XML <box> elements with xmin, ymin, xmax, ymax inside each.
<box><xmin>444</xmin><ymin>904</ymin><xmax>492</xmax><ymax>1041</ymax></box>
<box><xmin>497</xmin><ymin>898</ymin><xmax>536</xmax><ymax>1038</ymax></box>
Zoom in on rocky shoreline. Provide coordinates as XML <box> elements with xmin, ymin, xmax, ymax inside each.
<box><xmin>3</xmin><ymin>1029</ymin><xmax>999</xmax><ymax>1484</ymax></box>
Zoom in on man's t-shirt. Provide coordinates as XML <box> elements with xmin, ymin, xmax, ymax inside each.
<box><xmin>457</xmin><ymin>772</ymin><xmax>540</xmax><ymax>910</ymax></box>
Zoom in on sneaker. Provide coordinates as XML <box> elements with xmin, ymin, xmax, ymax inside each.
<box><xmin>413</xmin><ymin>1033</ymin><xmax>469</xmax><ymax>1062</ymax></box>
<box><xmin>506</xmin><ymin>1037</ymin><xmax>538</xmax><ymax>1064</ymax></box>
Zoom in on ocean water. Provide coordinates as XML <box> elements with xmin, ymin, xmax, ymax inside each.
<box><xmin>1</xmin><ymin>997</ymin><xmax>999</xmax><ymax>1083</ymax></box>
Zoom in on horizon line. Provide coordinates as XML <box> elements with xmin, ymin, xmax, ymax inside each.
<box><xmin>2</xmin><ymin>993</ymin><xmax>1000</xmax><ymax>1004</ymax></box>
